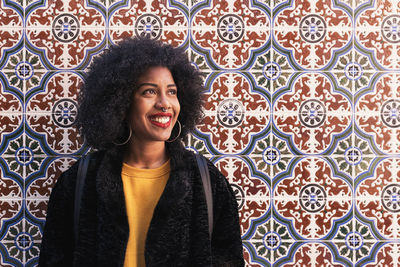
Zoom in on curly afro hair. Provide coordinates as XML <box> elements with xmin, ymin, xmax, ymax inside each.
<box><xmin>75</xmin><ymin>37</ymin><xmax>204</xmax><ymax>150</ymax></box>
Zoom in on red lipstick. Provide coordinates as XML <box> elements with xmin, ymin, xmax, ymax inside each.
<box><xmin>148</xmin><ymin>113</ymin><xmax>172</xmax><ymax>128</ymax></box>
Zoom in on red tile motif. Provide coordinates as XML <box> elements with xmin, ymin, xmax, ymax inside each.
<box><xmin>0</xmin><ymin>160</ymin><xmax>22</xmax><ymax>225</ymax></box>
<box><xmin>274</xmin><ymin>73</ymin><xmax>352</xmax><ymax>154</ymax></box>
<box><xmin>215</xmin><ymin>157</ymin><xmax>270</xmax><ymax>236</ymax></box>
<box><xmin>0</xmin><ymin>2</ymin><xmax>23</xmax><ymax>61</ymax></box>
<box><xmin>274</xmin><ymin>0</ymin><xmax>352</xmax><ymax>70</ymax></box>
<box><xmin>274</xmin><ymin>157</ymin><xmax>352</xmax><ymax>239</ymax></box>
<box><xmin>0</xmin><ymin>75</ymin><xmax>22</xmax><ymax>147</ymax></box>
<box><xmin>356</xmin><ymin>157</ymin><xmax>400</xmax><ymax>239</ymax></box>
<box><xmin>198</xmin><ymin>72</ymin><xmax>270</xmax><ymax>154</ymax></box>
<box><xmin>191</xmin><ymin>0</ymin><xmax>270</xmax><ymax>69</ymax></box>
<box><xmin>356</xmin><ymin>0</ymin><xmax>400</xmax><ymax>70</ymax></box>
<box><xmin>279</xmin><ymin>243</ymin><xmax>344</xmax><ymax>266</ymax></box>
<box><xmin>26</xmin><ymin>72</ymin><xmax>83</xmax><ymax>155</ymax></box>
<box><xmin>364</xmin><ymin>243</ymin><xmax>400</xmax><ymax>266</ymax></box>
<box><xmin>355</xmin><ymin>73</ymin><xmax>400</xmax><ymax>154</ymax></box>
<box><xmin>26</xmin><ymin>0</ymin><xmax>106</xmax><ymax>69</ymax></box>
<box><xmin>109</xmin><ymin>0</ymin><xmax>188</xmax><ymax>47</ymax></box>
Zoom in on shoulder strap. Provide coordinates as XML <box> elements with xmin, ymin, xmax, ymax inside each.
<box><xmin>195</xmin><ymin>153</ymin><xmax>213</xmax><ymax>238</ymax></box>
<box><xmin>74</xmin><ymin>153</ymin><xmax>92</xmax><ymax>248</ymax></box>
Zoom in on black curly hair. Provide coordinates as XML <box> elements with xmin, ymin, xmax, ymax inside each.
<box><xmin>75</xmin><ymin>37</ymin><xmax>204</xmax><ymax>150</ymax></box>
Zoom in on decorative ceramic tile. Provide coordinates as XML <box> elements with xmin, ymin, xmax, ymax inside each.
<box><xmin>243</xmin><ymin>239</ymin><xmax>273</xmax><ymax>266</ymax></box>
<box><xmin>333</xmin><ymin>218</ymin><xmax>381</xmax><ymax>264</ymax></box>
<box><xmin>0</xmin><ymin>218</ymin><xmax>41</xmax><ymax>266</ymax></box>
<box><xmin>355</xmin><ymin>0</ymin><xmax>400</xmax><ymax>70</ymax></box>
<box><xmin>25</xmin><ymin>156</ymin><xmax>76</xmax><ymax>223</ymax></box>
<box><xmin>213</xmin><ymin>156</ymin><xmax>271</xmax><ymax>236</ymax></box>
<box><xmin>109</xmin><ymin>0</ymin><xmax>189</xmax><ymax>47</ymax></box>
<box><xmin>273</xmin><ymin>0</ymin><xmax>353</xmax><ymax>70</ymax></box>
<box><xmin>2</xmin><ymin>48</ymin><xmax>49</xmax><ymax>94</ymax></box>
<box><xmin>273</xmin><ymin>72</ymin><xmax>352</xmax><ymax>155</ymax></box>
<box><xmin>191</xmin><ymin>0</ymin><xmax>270</xmax><ymax>70</ymax></box>
<box><xmin>355</xmin><ymin>72</ymin><xmax>400</xmax><ymax>155</ymax></box>
<box><xmin>273</xmin><ymin>242</ymin><xmax>350</xmax><ymax>266</ymax></box>
<box><xmin>246</xmin><ymin>218</ymin><xmax>296</xmax><ymax>265</ymax></box>
<box><xmin>273</xmin><ymin>157</ymin><xmax>352</xmax><ymax>240</ymax></box>
<box><xmin>355</xmin><ymin>157</ymin><xmax>400</xmax><ymax>240</ymax></box>
<box><xmin>0</xmin><ymin>242</ymin><xmax>23</xmax><ymax>267</ymax></box>
<box><xmin>25</xmin><ymin>0</ymin><xmax>106</xmax><ymax>70</ymax></box>
<box><xmin>25</xmin><ymin>71</ymin><xmax>85</xmax><ymax>155</ymax></box>
<box><xmin>3</xmin><ymin>133</ymin><xmax>47</xmax><ymax>178</ymax></box>
<box><xmin>330</xmin><ymin>49</ymin><xmax>379</xmax><ymax>96</ymax></box>
<box><xmin>0</xmin><ymin>158</ymin><xmax>23</xmax><ymax>237</ymax></box>
<box><xmin>359</xmin><ymin>242</ymin><xmax>400</xmax><ymax>266</ymax></box>
<box><xmin>0</xmin><ymin>73</ymin><xmax>23</xmax><ymax>156</ymax></box>
<box><xmin>196</xmin><ymin>71</ymin><xmax>270</xmax><ymax>155</ymax></box>
<box><xmin>0</xmin><ymin>1</ymin><xmax>23</xmax><ymax>70</ymax></box>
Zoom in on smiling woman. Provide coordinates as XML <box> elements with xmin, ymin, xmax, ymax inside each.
<box><xmin>127</xmin><ymin>66</ymin><xmax>181</xmax><ymax>158</ymax></box>
<box><xmin>38</xmin><ymin>37</ymin><xmax>244</xmax><ymax>267</ymax></box>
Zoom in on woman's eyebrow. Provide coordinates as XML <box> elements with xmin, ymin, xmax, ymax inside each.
<box><xmin>137</xmin><ymin>82</ymin><xmax>157</xmax><ymax>88</ymax></box>
<box><xmin>137</xmin><ymin>83</ymin><xmax>177</xmax><ymax>88</ymax></box>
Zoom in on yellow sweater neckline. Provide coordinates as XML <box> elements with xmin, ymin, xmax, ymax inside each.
<box><xmin>121</xmin><ymin>159</ymin><xmax>171</xmax><ymax>178</ymax></box>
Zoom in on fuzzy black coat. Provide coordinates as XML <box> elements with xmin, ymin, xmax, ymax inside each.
<box><xmin>38</xmin><ymin>145</ymin><xmax>244</xmax><ymax>267</ymax></box>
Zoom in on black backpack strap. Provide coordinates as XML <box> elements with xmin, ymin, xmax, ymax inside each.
<box><xmin>74</xmin><ymin>153</ymin><xmax>92</xmax><ymax>248</ymax></box>
<box><xmin>195</xmin><ymin>153</ymin><xmax>213</xmax><ymax>238</ymax></box>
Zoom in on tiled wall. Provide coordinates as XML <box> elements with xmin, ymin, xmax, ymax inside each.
<box><xmin>0</xmin><ymin>0</ymin><xmax>400</xmax><ymax>265</ymax></box>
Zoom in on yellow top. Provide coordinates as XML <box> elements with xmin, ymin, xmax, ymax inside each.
<box><xmin>121</xmin><ymin>160</ymin><xmax>170</xmax><ymax>267</ymax></box>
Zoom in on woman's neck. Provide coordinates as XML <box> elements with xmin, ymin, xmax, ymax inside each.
<box><xmin>124</xmin><ymin>141</ymin><xmax>168</xmax><ymax>169</ymax></box>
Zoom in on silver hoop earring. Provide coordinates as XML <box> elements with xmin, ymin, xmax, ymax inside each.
<box><xmin>112</xmin><ymin>127</ymin><xmax>132</xmax><ymax>146</ymax></box>
<box><xmin>167</xmin><ymin>120</ymin><xmax>181</xmax><ymax>143</ymax></box>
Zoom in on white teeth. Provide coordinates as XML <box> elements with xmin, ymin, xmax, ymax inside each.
<box><xmin>150</xmin><ymin>116</ymin><xmax>170</xmax><ymax>124</ymax></box>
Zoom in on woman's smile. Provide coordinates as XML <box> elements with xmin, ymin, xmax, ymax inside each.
<box><xmin>148</xmin><ymin>112</ymin><xmax>172</xmax><ymax>128</ymax></box>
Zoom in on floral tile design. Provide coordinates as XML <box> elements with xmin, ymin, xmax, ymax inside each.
<box><xmin>273</xmin><ymin>157</ymin><xmax>352</xmax><ymax>240</ymax></box>
<box><xmin>109</xmin><ymin>0</ymin><xmax>189</xmax><ymax>47</ymax></box>
<box><xmin>359</xmin><ymin>242</ymin><xmax>400</xmax><ymax>266</ymax></box>
<box><xmin>273</xmin><ymin>72</ymin><xmax>352</xmax><ymax>155</ymax></box>
<box><xmin>213</xmin><ymin>156</ymin><xmax>271</xmax><ymax>236</ymax></box>
<box><xmin>0</xmin><ymin>1</ymin><xmax>23</xmax><ymax>70</ymax></box>
<box><xmin>0</xmin><ymin>0</ymin><xmax>399</xmax><ymax>265</ymax></box>
<box><xmin>25</xmin><ymin>0</ymin><xmax>106</xmax><ymax>70</ymax></box>
<box><xmin>355</xmin><ymin>0</ymin><xmax>400</xmax><ymax>70</ymax></box>
<box><xmin>273</xmin><ymin>242</ymin><xmax>351</xmax><ymax>266</ymax></box>
<box><xmin>25</xmin><ymin>71</ymin><xmax>85</xmax><ymax>155</ymax></box>
<box><xmin>355</xmin><ymin>73</ymin><xmax>400</xmax><ymax>155</ymax></box>
<box><xmin>196</xmin><ymin>71</ymin><xmax>270</xmax><ymax>155</ymax></box>
<box><xmin>190</xmin><ymin>0</ymin><xmax>270</xmax><ymax>70</ymax></box>
<box><xmin>25</xmin><ymin>156</ymin><xmax>76</xmax><ymax>222</ymax></box>
<box><xmin>0</xmin><ymin>73</ymin><xmax>23</xmax><ymax>156</ymax></box>
<box><xmin>273</xmin><ymin>0</ymin><xmax>353</xmax><ymax>70</ymax></box>
<box><xmin>0</xmin><ymin>157</ymin><xmax>23</xmax><ymax>232</ymax></box>
<box><xmin>355</xmin><ymin>157</ymin><xmax>400</xmax><ymax>240</ymax></box>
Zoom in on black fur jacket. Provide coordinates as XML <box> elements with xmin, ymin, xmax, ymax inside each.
<box><xmin>38</xmin><ymin>145</ymin><xmax>244</xmax><ymax>267</ymax></box>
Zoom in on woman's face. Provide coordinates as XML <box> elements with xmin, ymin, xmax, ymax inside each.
<box><xmin>129</xmin><ymin>66</ymin><xmax>180</xmax><ymax>143</ymax></box>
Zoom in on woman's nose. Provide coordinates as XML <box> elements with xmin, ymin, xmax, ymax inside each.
<box><xmin>155</xmin><ymin>94</ymin><xmax>170</xmax><ymax>110</ymax></box>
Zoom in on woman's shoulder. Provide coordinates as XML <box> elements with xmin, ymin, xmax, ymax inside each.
<box><xmin>181</xmin><ymin>150</ymin><xmax>228</xmax><ymax>185</ymax></box>
<box><xmin>54</xmin><ymin>150</ymin><xmax>105</xmax><ymax>191</ymax></box>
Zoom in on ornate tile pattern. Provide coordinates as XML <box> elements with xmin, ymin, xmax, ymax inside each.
<box><xmin>0</xmin><ymin>0</ymin><xmax>400</xmax><ymax>265</ymax></box>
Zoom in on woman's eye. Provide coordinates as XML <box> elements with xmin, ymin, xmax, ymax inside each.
<box><xmin>143</xmin><ymin>89</ymin><xmax>156</xmax><ymax>95</ymax></box>
<box><xmin>168</xmin><ymin>89</ymin><xmax>177</xmax><ymax>95</ymax></box>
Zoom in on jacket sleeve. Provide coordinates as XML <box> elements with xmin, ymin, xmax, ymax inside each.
<box><xmin>210</xmin><ymin>164</ymin><xmax>245</xmax><ymax>267</ymax></box>
<box><xmin>38</xmin><ymin>162</ymin><xmax>78</xmax><ymax>267</ymax></box>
